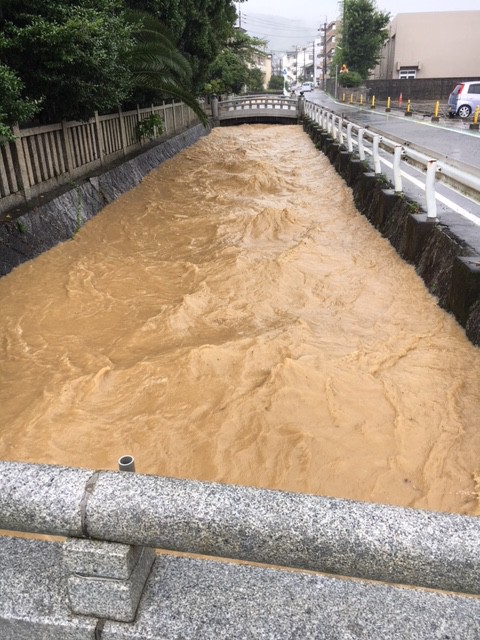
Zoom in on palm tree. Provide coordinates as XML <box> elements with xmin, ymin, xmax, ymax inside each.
<box><xmin>125</xmin><ymin>11</ymin><xmax>208</xmax><ymax>126</ymax></box>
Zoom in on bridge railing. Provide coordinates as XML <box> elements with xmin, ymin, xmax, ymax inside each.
<box><xmin>1</xmin><ymin>460</ymin><xmax>480</xmax><ymax>596</ymax></box>
<box><xmin>304</xmin><ymin>100</ymin><xmax>480</xmax><ymax>218</ymax></box>
<box><xmin>218</xmin><ymin>95</ymin><xmax>298</xmax><ymax>118</ymax></box>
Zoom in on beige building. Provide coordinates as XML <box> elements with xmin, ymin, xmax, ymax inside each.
<box><xmin>251</xmin><ymin>52</ymin><xmax>272</xmax><ymax>89</ymax></box>
<box><xmin>373</xmin><ymin>11</ymin><xmax>480</xmax><ymax>79</ymax></box>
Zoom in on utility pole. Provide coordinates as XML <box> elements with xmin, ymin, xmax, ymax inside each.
<box><xmin>323</xmin><ymin>21</ymin><xmax>328</xmax><ymax>90</ymax></box>
<box><xmin>295</xmin><ymin>45</ymin><xmax>299</xmax><ymax>84</ymax></box>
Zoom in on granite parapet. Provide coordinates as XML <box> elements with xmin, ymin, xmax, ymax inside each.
<box><xmin>1</xmin><ymin>461</ymin><xmax>480</xmax><ymax>595</ymax></box>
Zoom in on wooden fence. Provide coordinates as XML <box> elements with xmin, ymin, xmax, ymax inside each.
<box><xmin>0</xmin><ymin>102</ymin><xmax>200</xmax><ymax>214</ymax></box>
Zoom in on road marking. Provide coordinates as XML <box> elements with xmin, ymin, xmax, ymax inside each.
<box><xmin>362</xmin><ymin>147</ymin><xmax>480</xmax><ymax>227</ymax></box>
<box><xmin>337</xmin><ymin>101</ymin><xmax>480</xmax><ymax>139</ymax></box>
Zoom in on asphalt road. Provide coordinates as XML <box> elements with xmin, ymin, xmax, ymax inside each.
<box><xmin>307</xmin><ymin>91</ymin><xmax>480</xmax><ymax>175</ymax></box>
<box><xmin>305</xmin><ymin>91</ymin><xmax>480</xmax><ymax>255</ymax></box>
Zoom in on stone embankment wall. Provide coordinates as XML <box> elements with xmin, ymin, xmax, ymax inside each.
<box><xmin>302</xmin><ymin>116</ymin><xmax>480</xmax><ymax>347</ymax></box>
<box><xmin>0</xmin><ymin>123</ymin><xmax>210</xmax><ymax>277</ymax></box>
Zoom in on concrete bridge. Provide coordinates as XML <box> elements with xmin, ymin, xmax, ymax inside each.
<box><xmin>214</xmin><ymin>95</ymin><xmax>299</xmax><ymax>126</ymax></box>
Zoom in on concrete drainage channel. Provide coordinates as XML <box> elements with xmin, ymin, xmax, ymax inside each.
<box><xmin>302</xmin><ymin>115</ymin><xmax>480</xmax><ymax>347</ymax></box>
<box><xmin>1</xmin><ymin>120</ymin><xmax>480</xmax><ymax>637</ymax></box>
<box><xmin>0</xmin><ymin>123</ymin><xmax>211</xmax><ymax>277</ymax></box>
<box><xmin>0</xmin><ymin>460</ymin><xmax>480</xmax><ymax>639</ymax></box>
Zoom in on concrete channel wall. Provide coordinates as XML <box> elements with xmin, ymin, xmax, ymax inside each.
<box><xmin>0</xmin><ymin>122</ymin><xmax>210</xmax><ymax>276</ymax></box>
<box><xmin>1</xmin><ymin>461</ymin><xmax>480</xmax><ymax>638</ymax></box>
<box><xmin>302</xmin><ymin>115</ymin><xmax>480</xmax><ymax>347</ymax></box>
<box><xmin>1</xmin><ymin>116</ymin><xmax>480</xmax><ymax>637</ymax></box>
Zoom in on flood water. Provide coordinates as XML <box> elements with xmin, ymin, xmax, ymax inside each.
<box><xmin>1</xmin><ymin>125</ymin><xmax>479</xmax><ymax>516</ymax></box>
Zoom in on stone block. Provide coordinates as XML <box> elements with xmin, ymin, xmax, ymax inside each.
<box><xmin>67</xmin><ymin>546</ymin><xmax>155</xmax><ymax>622</ymax></box>
<box><xmin>334</xmin><ymin>150</ymin><xmax>352</xmax><ymax>179</ymax></box>
<box><xmin>448</xmin><ymin>255</ymin><xmax>480</xmax><ymax>325</ymax></box>
<box><xmin>64</xmin><ymin>538</ymin><xmax>145</xmax><ymax>580</ymax></box>
<box><xmin>403</xmin><ymin>212</ymin><xmax>436</xmax><ymax>264</ymax></box>
<box><xmin>0</xmin><ymin>462</ymin><xmax>92</xmax><ymax>537</ymax></box>
<box><xmin>3</xmin><ymin>536</ymin><xmax>480</xmax><ymax>639</ymax></box>
<box><xmin>376</xmin><ymin>189</ymin><xmax>402</xmax><ymax>232</ymax></box>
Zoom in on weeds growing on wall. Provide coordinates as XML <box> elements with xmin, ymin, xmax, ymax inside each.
<box><xmin>135</xmin><ymin>114</ymin><xmax>164</xmax><ymax>142</ymax></box>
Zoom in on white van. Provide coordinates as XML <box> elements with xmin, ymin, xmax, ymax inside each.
<box><xmin>299</xmin><ymin>82</ymin><xmax>314</xmax><ymax>95</ymax></box>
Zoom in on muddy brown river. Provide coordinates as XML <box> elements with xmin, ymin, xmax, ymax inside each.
<box><xmin>1</xmin><ymin>125</ymin><xmax>479</xmax><ymax>516</ymax></box>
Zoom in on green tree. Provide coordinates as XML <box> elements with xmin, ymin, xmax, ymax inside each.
<box><xmin>247</xmin><ymin>67</ymin><xmax>265</xmax><ymax>93</ymax></box>
<box><xmin>124</xmin><ymin>0</ymin><xmax>241</xmax><ymax>91</ymax></box>
<box><xmin>268</xmin><ymin>75</ymin><xmax>285</xmax><ymax>91</ymax></box>
<box><xmin>206</xmin><ymin>29</ymin><xmax>267</xmax><ymax>95</ymax></box>
<box><xmin>0</xmin><ymin>0</ymin><xmax>134</xmax><ymax>122</ymax></box>
<box><xmin>125</xmin><ymin>11</ymin><xmax>207</xmax><ymax>124</ymax></box>
<box><xmin>208</xmin><ymin>50</ymin><xmax>248</xmax><ymax>94</ymax></box>
<box><xmin>339</xmin><ymin>0</ymin><xmax>390</xmax><ymax>80</ymax></box>
<box><xmin>0</xmin><ymin>64</ymin><xmax>40</xmax><ymax>139</ymax></box>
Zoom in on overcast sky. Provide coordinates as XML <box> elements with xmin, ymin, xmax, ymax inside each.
<box><xmin>239</xmin><ymin>0</ymin><xmax>480</xmax><ymax>53</ymax></box>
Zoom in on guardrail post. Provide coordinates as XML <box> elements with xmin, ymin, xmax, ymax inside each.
<box><xmin>426</xmin><ymin>160</ymin><xmax>438</xmax><ymax>219</ymax></box>
<box><xmin>393</xmin><ymin>145</ymin><xmax>403</xmax><ymax>193</ymax></box>
<box><xmin>358</xmin><ymin>128</ymin><xmax>366</xmax><ymax>161</ymax></box>
<box><xmin>346</xmin><ymin>123</ymin><xmax>353</xmax><ymax>153</ymax></box>
<box><xmin>372</xmin><ymin>134</ymin><xmax>381</xmax><ymax>174</ymax></box>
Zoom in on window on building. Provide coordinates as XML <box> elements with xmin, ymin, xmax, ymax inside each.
<box><xmin>399</xmin><ymin>69</ymin><xmax>416</xmax><ymax>80</ymax></box>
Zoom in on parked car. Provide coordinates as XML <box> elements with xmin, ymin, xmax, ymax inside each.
<box><xmin>447</xmin><ymin>81</ymin><xmax>480</xmax><ymax>119</ymax></box>
<box><xmin>298</xmin><ymin>82</ymin><xmax>314</xmax><ymax>95</ymax></box>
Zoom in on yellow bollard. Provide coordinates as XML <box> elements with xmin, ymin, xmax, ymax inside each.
<box><xmin>470</xmin><ymin>105</ymin><xmax>480</xmax><ymax>130</ymax></box>
<box><xmin>405</xmin><ymin>99</ymin><xmax>412</xmax><ymax>116</ymax></box>
<box><xmin>350</xmin><ymin>94</ymin><xmax>353</xmax><ymax>104</ymax></box>
<box><xmin>385</xmin><ymin>96</ymin><xmax>391</xmax><ymax>112</ymax></box>
<box><xmin>360</xmin><ymin>95</ymin><xmax>364</xmax><ymax>106</ymax></box>
<box><xmin>431</xmin><ymin>100</ymin><xmax>440</xmax><ymax>122</ymax></box>
<box><xmin>370</xmin><ymin>95</ymin><xmax>375</xmax><ymax>109</ymax></box>
<box><xmin>342</xmin><ymin>92</ymin><xmax>346</xmax><ymax>103</ymax></box>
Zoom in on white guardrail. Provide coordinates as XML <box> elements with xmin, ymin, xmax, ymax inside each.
<box><xmin>304</xmin><ymin>100</ymin><xmax>480</xmax><ymax>221</ymax></box>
